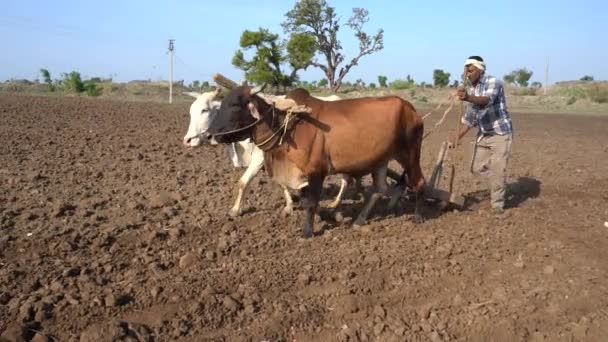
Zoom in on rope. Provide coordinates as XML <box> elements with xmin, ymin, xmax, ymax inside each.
<box><xmin>255</xmin><ymin>108</ymin><xmax>299</xmax><ymax>149</ymax></box>
<box><xmin>421</xmin><ymin>95</ymin><xmax>454</xmax><ymax>120</ymax></box>
<box><xmin>422</xmin><ymin>95</ymin><xmax>456</xmax><ymax>140</ymax></box>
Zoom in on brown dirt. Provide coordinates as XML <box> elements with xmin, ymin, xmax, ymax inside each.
<box><xmin>1</xmin><ymin>93</ymin><xmax>608</xmax><ymax>342</ymax></box>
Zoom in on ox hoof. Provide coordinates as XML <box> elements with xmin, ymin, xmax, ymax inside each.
<box><xmin>281</xmin><ymin>207</ymin><xmax>294</xmax><ymax>217</ymax></box>
<box><xmin>229</xmin><ymin>208</ymin><xmax>242</xmax><ymax>217</ymax></box>
<box><xmin>352</xmin><ymin>217</ymin><xmax>367</xmax><ymax>228</ymax></box>
<box><xmin>413</xmin><ymin>214</ymin><xmax>425</xmax><ymax>224</ymax></box>
<box><xmin>302</xmin><ymin>229</ymin><xmax>313</xmax><ymax>239</ymax></box>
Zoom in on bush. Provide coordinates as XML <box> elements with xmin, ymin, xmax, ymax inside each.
<box><xmin>554</xmin><ymin>86</ymin><xmax>586</xmax><ymax>100</ymax></box>
<box><xmin>60</xmin><ymin>71</ymin><xmax>85</xmax><ymax>93</ymax></box>
<box><xmin>389</xmin><ymin>79</ymin><xmax>415</xmax><ymax>90</ymax></box>
<box><xmin>587</xmin><ymin>85</ymin><xmax>608</xmax><ymax>103</ymax></box>
<box><xmin>566</xmin><ymin>96</ymin><xmax>577</xmax><ymax>105</ymax></box>
<box><xmin>84</xmin><ymin>81</ymin><xmax>101</xmax><ymax>96</ymax></box>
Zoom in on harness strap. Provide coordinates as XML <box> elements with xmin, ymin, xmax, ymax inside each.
<box><xmin>211</xmin><ymin>117</ymin><xmax>263</xmax><ymax>137</ymax></box>
<box><xmin>256</xmin><ymin>108</ymin><xmax>298</xmax><ymax>150</ymax></box>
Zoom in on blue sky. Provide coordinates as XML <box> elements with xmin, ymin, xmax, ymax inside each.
<box><xmin>1</xmin><ymin>0</ymin><xmax>606</xmax><ymax>85</ymax></box>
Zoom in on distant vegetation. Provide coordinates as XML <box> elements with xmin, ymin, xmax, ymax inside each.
<box><xmin>38</xmin><ymin>68</ymin><xmax>104</xmax><ymax>96</ymax></box>
<box><xmin>504</xmin><ymin>68</ymin><xmax>533</xmax><ymax>87</ymax></box>
<box><xmin>1</xmin><ymin>68</ymin><xmax>607</xmax><ymax>112</ymax></box>
<box><xmin>433</xmin><ymin>69</ymin><xmax>451</xmax><ymax>88</ymax></box>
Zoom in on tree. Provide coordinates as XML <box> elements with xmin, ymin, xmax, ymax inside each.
<box><xmin>451</xmin><ymin>80</ymin><xmax>459</xmax><ymax>88</ymax></box>
<box><xmin>514</xmin><ymin>68</ymin><xmax>533</xmax><ymax>87</ymax></box>
<box><xmin>503</xmin><ymin>73</ymin><xmax>516</xmax><ymax>85</ymax></box>
<box><xmin>286</xmin><ymin>32</ymin><xmax>318</xmax><ymax>76</ymax></box>
<box><xmin>318</xmin><ymin>78</ymin><xmax>328</xmax><ymax>88</ymax></box>
<box><xmin>190</xmin><ymin>80</ymin><xmax>200</xmax><ymax>89</ymax></box>
<box><xmin>232</xmin><ymin>28</ymin><xmax>290</xmax><ymax>90</ymax></box>
<box><xmin>505</xmin><ymin>68</ymin><xmax>533</xmax><ymax>87</ymax></box>
<box><xmin>368</xmin><ymin>82</ymin><xmax>376</xmax><ymax>89</ymax></box>
<box><xmin>232</xmin><ymin>28</ymin><xmax>317</xmax><ymax>91</ymax></box>
<box><xmin>282</xmin><ymin>0</ymin><xmax>384</xmax><ymax>92</ymax></box>
<box><xmin>377</xmin><ymin>75</ymin><xmax>387</xmax><ymax>88</ymax></box>
<box><xmin>580</xmin><ymin>75</ymin><xmax>594</xmax><ymax>81</ymax></box>
<box><xmin>40</xmin><ymin>68</ymin><xmax>55</xmax><ymax>91</ymax></box>
<box><xmin>433</xmin><ymin>69</ymin><xmax>450</xmax><ymax>88</ymax></box>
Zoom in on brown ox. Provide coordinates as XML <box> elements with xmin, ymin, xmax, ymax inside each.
<box><xmin>209</xmin><ymin>85</ymin><xmax>426</xmax><ymax>238</ymax></box>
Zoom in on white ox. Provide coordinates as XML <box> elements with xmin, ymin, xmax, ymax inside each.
<box><xmin>182</xmin><ymin>89</ymin><xmax>351</xmax><ymax>217</ymax></box>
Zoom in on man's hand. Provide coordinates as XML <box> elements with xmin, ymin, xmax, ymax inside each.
<box><xmin>456</xmin><ymin>87</ymin><xmax>468</xmax><ymax>101</ymax></box>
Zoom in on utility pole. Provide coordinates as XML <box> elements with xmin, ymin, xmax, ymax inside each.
<box><xmin>168</xmin><ymin>39</ymin><xmax>175</xmax><ymax>104</ymax></box>
<box><xmin>544</xmin><ymin>57</ymin><xmax>549</xmax><ymax>96</ymax></box>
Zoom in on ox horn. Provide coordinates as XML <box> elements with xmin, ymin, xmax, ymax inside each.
<box><xmin>250</xmin><ymin>83</ymin><xmax>267</xmax><ymax>95</ymax></box>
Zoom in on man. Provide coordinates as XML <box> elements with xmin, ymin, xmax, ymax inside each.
<box><xmin>449</xmin><ymin>56</ymin><xmax>513</xmax><ymax>215</ymax></box>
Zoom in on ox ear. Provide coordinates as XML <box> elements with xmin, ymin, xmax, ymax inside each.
<box><xmin>247</xmin><ymin>99</ymin><xmax>262</xmax><ymax>120</ymax></box>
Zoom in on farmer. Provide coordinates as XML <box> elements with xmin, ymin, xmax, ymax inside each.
<box><xmin>449</xmin><ymin>56</ymin><xmax>514</xmax><ymax>215</ymax></box>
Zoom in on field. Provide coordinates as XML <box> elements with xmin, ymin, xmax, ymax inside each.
<box><xmin>1</xmin><ymin>93</ymin><xmax>608</xmax><ymax>341</ymax></box>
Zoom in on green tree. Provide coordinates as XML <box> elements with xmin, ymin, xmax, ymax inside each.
<box><xmin>318</xmin><ymin>78</ymin><xmax>328</xmax><ymax>88</ymax></box>
<box><xmin>514</xmin><ymin>68</ymin><xmax>533</xmax><ymax>87</ymax></box>
<box><xmin>580</xmin><ymin>75</ymin><xmax>594</xmax><ymax>81</ymax></box>
<box><xmin>377</xmin><ymin>75</ymin><xmax>388</xmax><ymax>88</ymax></box>
<box><xmin>503</xmin><ymin>73</ymin><xmax>516</xmax><ymax>85</ymax></box>
<box><xmin>190</xmin><ymin>80</ymin><xmax>200</xmax><ymax>89</ymax></box>
<box><xmin>232</xmin><ymin>28</ymin><xmax>316</xmax><ymax>91</ymax></box>
<box><xmin>282</xmin><ymin>0</ymin><xmax>383</xmax><ymax>92</ymax></box>
<box><xmin>505</xmin><ymin>68</ymin><xmax>533</xmax><ymax>87</ymax></box>
<box><xmin>531</xmin><ymin>81</ymin><xmax>542</xmax><ymax>88</ymax></box>
<box><xmin>368</xmin><ymin>82</ymin><xmax>376</xmax><ymax>89</ymax></box>
<box><xmin>433</xmin><ymin>69</ymin><xmax>450</xmax><ymax>88</ymax></box>
<box><xmin>39</xmin><ymin>68</ymin><xmax>55</xmax><ymax>91</ymax></box>
<box><xmin>201</xmin><ymin>81</ymin><xmax>210</xmax><ymax>89</ymax></box>
<box><xmin>286</xmin><ymin>32</ymin><xmax>317</xmax><ymax>76</ymax></box>
<box><xmin>232</xmin><ymin>28</ymin><xmax>289</xmax><ymax>90</ymax></box>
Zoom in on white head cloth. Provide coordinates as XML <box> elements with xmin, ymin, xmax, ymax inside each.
<box><xmin>464</xmin><ymin>58</ymin><xmax>486</xmax><ymax>71</ymax></box>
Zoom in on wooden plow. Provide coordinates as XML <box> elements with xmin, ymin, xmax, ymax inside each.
<box><xmin>421</xmin><ymin>96</ymin><xmax>467</xmax><ymax>209</ymax></box>
<box><xmin>423</xmin><ymin>141</ymin><xmax>465</xmax><ymax>209</ymax></box>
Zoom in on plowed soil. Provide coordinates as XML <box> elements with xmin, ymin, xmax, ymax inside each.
<box><xmin>1</xmin><ymin>93</ymin><xmax>608</xmax><ymax>342</ymax></box>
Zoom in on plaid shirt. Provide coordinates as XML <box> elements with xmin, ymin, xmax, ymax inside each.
<box><xmin>462</xmin><ymin>74</ymin><xmax>513</xmax><ymax>136</ymax></box>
